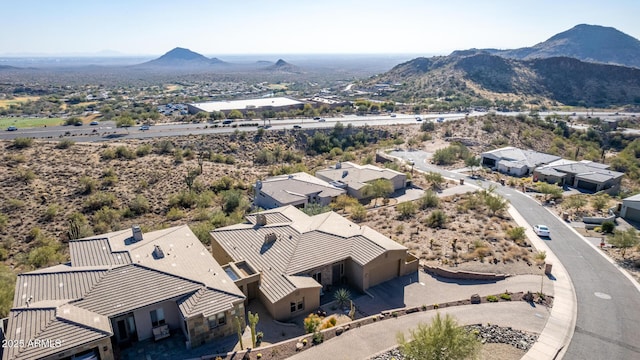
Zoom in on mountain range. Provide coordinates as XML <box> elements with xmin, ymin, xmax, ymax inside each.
<box><xmin>371</xmin><ymin>24</ymin><xmax>640</xmax><ymax>107</ymax></box>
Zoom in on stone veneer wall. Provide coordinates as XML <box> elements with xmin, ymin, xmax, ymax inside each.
<box><xmin>187</xmin><ymin>305</ymin><xmax>245</xmax><ymax>348</ymax></box>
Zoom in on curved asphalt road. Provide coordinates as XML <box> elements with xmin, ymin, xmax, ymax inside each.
<box><xmin>391</xmin><ymin>150</ymin><xmax>640</xmax><ymax>360</ymax></box>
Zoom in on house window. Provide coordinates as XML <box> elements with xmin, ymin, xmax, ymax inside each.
<box><xmin>290</xmin><ymin>298</ymin><xmax>304</xmax><ymax>313</ymax></box>
<box><xmin>312</xmin><ymin>272</ymin><xmax>322</xmax><ymax>284</ymax></box>
<box><xmin>208</xmin><ymin>312</ymin><xmax>226</xmax><ymax>329</ymax></box>
<box><xmin>150</xmin><ymin>308</ymin><xmax>165</xmax><ymax>327</ymax></box>
<box><xmin>339</xmin><ymin>263</ymin><xmax>344</xmax><ymax>275</ymax></box>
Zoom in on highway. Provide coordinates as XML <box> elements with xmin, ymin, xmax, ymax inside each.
<box><xmin>3</xmin><ymin>110</ymin><xmax>637</xmax><ymax>143</ymax></box>
<box><xmin>391</xmin><ymin>150</ymin><xmax>640</xmax><ymax>360</ymax></box>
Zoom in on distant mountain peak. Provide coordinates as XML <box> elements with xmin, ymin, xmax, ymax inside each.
<box><xmin>274</xmin><ymin>59</ymin><xmax>289</xmax><ymax>66</ymax></box>
<box><xmin>264</xmin><ymin>59</ymin><xmax>302</xmax><ymax>73</ymax></box>
<box><xmin>141</xmin><ymin>47</ymin><xmax>226</xmax><ymax>68</ymax></box>
<box><xmin>482</xmin><ymin>24</ymin><xmax>640</xmax><ymax>68</ymax></box>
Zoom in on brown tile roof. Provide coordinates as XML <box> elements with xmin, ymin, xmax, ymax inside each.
<box><xmin>315</xmin><ymin>162</ymin><xmax>405</xmax><ymax>190</ymax></box>
<box><xmin>211</xmin><ymin>206</ymin><xmax>406</xmax><ymax>303</ymax></box>
<box><xmin>13</xmin><ymin>268</ymin><xmax>108</xmax><ymax>308</ymax></box>
<box><xmin>72</xmin><ymin>264</ymin><xmax>203</xmax><ymax>317</ymax></box>
<box><xmin>178</xmin><ymin>288</ymin><xmax>244</xmax><ymax>318</ymax></box>
<box><xmin>257</xmin><ymin>172</ymin><xmax>345</xmax><ymax>205</ymax></box>
<box><xmin>70</xmin><ymin>238</ymin><xmax>131</xmax><ymax>267</ymax></box>
<box><xmin>3</xmin><ymin>307</ymin><xmax>111</xmax><ymax>360</ymax></box>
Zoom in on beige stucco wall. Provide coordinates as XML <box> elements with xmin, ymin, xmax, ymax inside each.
<box><xmin>41</xmin><ymin>337</ymin><xmax>113</xmax><ymax>360</ymax></box>
<box><xmin>269</xmin><ymin>287</ymin><xmax>320</xmax><ymax>321</ymax></box>
<box><xmin>210</xmin><ymin>237</ymin><xmax>235</xmax><ymax>265</ymax></box>
<box><xmin>132</xmin><ymin>299</ymin><xmax>182</xmax><ymax>341</ymax></box>
<box><xmin>362</xmin><ymin>249</ymin><xmax>409</xmax><ymax>289</ymax></box>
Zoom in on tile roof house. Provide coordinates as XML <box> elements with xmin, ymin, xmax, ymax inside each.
<box><xmin>480</xmin><ymin>147</ymin><xmax>561</xmax><ymax>176</ymax></box>
<box><xmin>210</xmin><ymin>206</ymin><xmax>418</xmax><ymax>321</ymax></box>
<box><xmin>2</xmin><ymin>225</ymin><xmax>245</xmax><ymax>360</ymax></box>
<box><xmin>620</xmin><ymin>193</ymin><xmax>640</xmax><ymax>222</ymax></box>
<box><xmin>254</xmin><ymin>172</ymin><xmax>346</xmax><ymax>210</ymax></box>
<box><xmin>534</xmin><ymin>160</ymin><xmax>624</xmax><ymax>193</ymax></box>
<box><xmin>315</xmin><ymin>162</ymin><xmax>406</xmax><ymax>199</ymax></box>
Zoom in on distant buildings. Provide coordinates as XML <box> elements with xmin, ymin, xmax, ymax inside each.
<box><xmin>254</xmin><ymin>172</ymin><xmax>346</xmax><ymax>210</ymax></box>
<box><xmin>482</xmin><ymin>146</ymin><xmax>623</xmax><ymax>193</ymax></box>
<box><xmin>315</xmin><ymin>162</ymin><xmax>407</xmax><ymax>199</ymax></box>
<box><xmin>187</xmin><ymin>97</ymin><xmax>304</xmax><ymax>115</ymax></box>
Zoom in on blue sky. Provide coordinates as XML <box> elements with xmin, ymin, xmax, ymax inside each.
<box><xmin>3</xmin><ymin>0</ymin><xmax>639</xmax><ymax>56</ymax></box>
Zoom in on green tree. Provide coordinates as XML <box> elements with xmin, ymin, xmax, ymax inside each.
<box><xmin>536</xmin><ymin>182</ymin><xmax>563</xmax><ymax>201</ymax></box>
<box><xmin>418</xmin><ymin>190</ymin><xmax>439</xmax><ymax>209</ymax></box>
<box><xmin>248</xmin><ymin>311</ymin><xmax>259</xmax><ymax>348</ymax></box>
<box><xmin>610</xmin><ymin>228</ymin><xmax>639</xmax><ymax>259</ymax></box>
<box><xmin>424</xmin><ymin>172</ymin><xmax>445</xmax><ymax>190</ymax></box>
<box><xmin>484</xmin><ymin>194</ymin><xmax>508</xmax><ymax>216</ymax></box>
<box><xmin>304</xmin><ymin>313</ymin><xmax>321</xmax><ymax>334</ymax></box>
<box><xmin>350</xmin><ymin>203</ymin><xmax>367</xmax><ymax>222</ymax></box>
<box><xmin>591</xmin><ymin>194</ymin><xmax>610</xmax><ymax>213</ymax></box>
<box><xmin>425</xmin><ymin>210</ymin><xmax>447</xmax><ymax>228</ymax></box>
<box><xmin>0</xmin><ymin>264</ymin><xmax>16</xmax><ymax>317</ymax></box>
<box><xmin>397</xmin><ymin>313</ymin><xmax>481</xmax><ymax>360</ymax></box>
<box><xmin>464</xmin><ymin>156</ymin><xmax>481</xmax><ymax>177</ymax></box>
<box><xmin>227</xmin><ymin>109</ymin><xmax>243</xmax><ymax>119</ymax></box>
<box><xmin>115</xmin><ymin>116</ymin><xmax>135</xmax><ymax>128</ymax></box>
<box><xmin>364</xmin><ymin>179</ymin><xmax>394</xmax><ymax>206</ymax></box>
<box><xmin>563</xmin><ymin>195</ymin><xmax>588</xmax><ymax>215</ymax></box>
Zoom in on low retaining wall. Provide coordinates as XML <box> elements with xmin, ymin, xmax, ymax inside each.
<box><xmin>423</xmin><ymin>264</ymin><xmax>509</xmax><ymax>281</ymax></box>
<box><xmin>582</xmin><ymin>214</ymin><xmax>616</xmax><ymax>225</ymax></box>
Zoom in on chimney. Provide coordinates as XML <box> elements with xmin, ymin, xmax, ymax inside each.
<box><xmin>264</xmin><ymin>233</ymin><xmax>277</xmax><ymax>244</ymax></box>
<box><xmin>132</xmin><ymin>225</ymin><xmax>143</xmax><ymax>242</ymax></box>
<box><xmin>153</xmin><ymin>245</ymin><xmax>165</xmax><ymax>259</ymax></box>
<box><xmin>256</xmin><ymin>214</ymin><xmax>267</xmax><ymax>226</ymax></box>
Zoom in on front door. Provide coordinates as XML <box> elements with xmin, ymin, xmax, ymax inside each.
<box><xmin>332</xmin><ymin>264</ymin><xmax>342</xmax><ymax>285</ymax></box>
<box><xmin>114</xmin><ymin>314</ymin><xmax>137</xmax><ymax>344</ymax></box>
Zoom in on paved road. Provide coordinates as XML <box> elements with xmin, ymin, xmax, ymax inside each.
<box><xmin>391</xmin><ymin>150</ymin><xmax>640</xmax><ymax>360</ymax></box>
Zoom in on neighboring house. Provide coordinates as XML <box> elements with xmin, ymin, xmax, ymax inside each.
<box><xmin>254</xmin><ymin>172</ymin><xmax>346</xmax><ymax>210</ymax></box>
<box><xmin>534</xmin><ymin>160</ymin><xmax>624</xmax><ymax>193</ymax></box>
<box><xmin>480</xmin><ymin>147</ymin><xmax>561</xmax><ymax>176</ymax></box>
<box><xmin>2</xmin><ymin>226</ymin><xmax>245</xmax><ymax>360</ymax></box>
<box><xmin>315</xmin><ymin>162</ymin><xmax>406</xmax><ymax>199</ymax></box>
<box><xmin>210</xmin><ymin>206</ymin><xmax>419</xmax><ymax>321</ymax></box>
<box><xmin>620</xmin><ymin>194</ymin><xmax>640</xmax><ymax>222</ymax></box>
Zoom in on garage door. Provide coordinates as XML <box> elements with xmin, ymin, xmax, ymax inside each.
<box><xmin>624</xmin><ymin>206</ymin><xmax>640</xmax><ymax>222</ymax></box>
<box><xmin>576</xmin><ymin>180</ymin><xmax>598</xmax><ymax>192</ymax></box>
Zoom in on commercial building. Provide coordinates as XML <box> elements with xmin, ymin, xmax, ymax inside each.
<box><xmin>187</xmin><ymin>97</ymin><xmax>304</xmax><ymax>115</ymax></box>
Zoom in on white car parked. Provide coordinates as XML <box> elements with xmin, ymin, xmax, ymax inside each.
<box><xmin>533</xmin><ymin>224</ymin><xmax>550</xmax><ymax>237</ymax></box>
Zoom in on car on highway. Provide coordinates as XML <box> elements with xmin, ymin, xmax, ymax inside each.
<box><xmin>318</xmin><ymin>118</ymin><xmax>326</xmax><ymax>122</ymax></box>
<box><xmin>6</xmin><ymin>126</ymin><xmax>17</xmax><ymax>131</ymax></box>
<box><xmin>90</xmin><ymin>121</ymin><xmax>99</xmax><ymax>125</ymax></box>
<box><xmin>313</xmin><ymin>117</ymin><xmax>321</xmax><ymax>120</ymax></box>
<box><xmin>139</xmin><ymin>125</ymin><xmax>150</xmax><ymax>131</ymax></box>
<box><xmin>415</xmin><ymin>116</ymin><xmax>422</xmax><ymax>121</ymax></box>
<box><xmin>437</xmin><ymin>117</ymin><xmax>445</xmax><ymax>122</ymax></box>
<box><xmin>390</xmin><ymin>114</ymin><xmax>397</xmax><ymax>118</ymax></box>
<box><xmin>293</xmin><ymin>125</ymin><xmax>302</xmax><ymax>129</ymax></box>
<box><xmin>533</xmin><ymin>224</ymin><xmax>550</xmax><ymax>237</ymax></box>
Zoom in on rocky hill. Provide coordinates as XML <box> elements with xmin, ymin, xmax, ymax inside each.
<box><xmin>264</xmin><ymin>59</ymin><xmax>302</xmax><ymax>73</ymax></box>
<box><xmin>484</xmin><ymin>24</ymin><xmax>640</xmax><ymax>69</ymax></box>
<box><xmin>140</xmin><ymin>47</ymin><xmax>226</xmax><ymax>68</ymax></box>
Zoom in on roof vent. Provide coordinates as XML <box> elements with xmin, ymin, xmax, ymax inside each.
<box><xmin>342</xmin><ymin>170</ymin><xmax>348</xmax><ymax>178</ymax></box>
<box><xmin>255</xmin><ymin>180</ymin><xmax>262</xmax><ymax>190</ymax></box>
<box><xmin>336</xmin><ymin>162</ymin><xmax>342</xmax><ymax>169</ymax></box>
<box><xmin>132</xmin><ymin>225</ymin><xmax>143</xmax><ymax>242</ymax></box>
<box><xmin>153</xmin><ymin>245</ymin><xmax>165</xmax><ymax>259</ymax></box>
<box><xmin>256</xmin><ymin>214</ymin><xmax>267</xmax><ymax>226</ymax></box>
<box><xmin>264</xmin><ymin>233</ymin><xmax>277</xmax><ymax>244</ymax></box>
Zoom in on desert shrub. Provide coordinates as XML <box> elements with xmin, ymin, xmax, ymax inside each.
<box><xmin>93</xmin><ymin>206</ymin><xmax>121</xmax><ymax>228</ymax></box>
<box><xmin>101</xmin><ymin>168</ymin><xmax>118</xmax><ymax>187</ymax></box>
<box><xmin>212</xmin><ymin>176</ymin><xmax>235</xmax><ymax>193</ymax></box>
<box><xmin>221</xmin><ymin>189</ymin><xmax>249</xmax><ymax>214</ymax></box>
<box><xmin>15</xmin><ymin>167</ymin><xmax>36</xmax><ymax>183</ymax></box>
<box><xmin>166</xmin><ymin>207</ymin><xmax>185</xmax><ymax>221</ymax></box>
<box><xmin>418</xmin><ymin>190</ymin><xmax>439</xmax><ymax>209</ymax></box>
<box><xmin>101</xmin><ymin>148</ymin><xmax>116</xmax><ymax>160</ymax></box>
<box><xmin>500</xmin><ymin>293</ymin><xmax>511</xmax><ymax>301</ymax></box>
<box><xmin>79</xmin><ymin>176</ymin><xmax>98</xmax><ymax>195</ymax></box>
<box><xmin>304</xmin><ymin>314</ymin><xmax>321</xmax><ymax>334</ymax></box>
<box><xmin>196</xmin><ymin>190</ymin><xmax>215</xmax><ymax>208</ymax></box>
<box><xmin>135</xmin><ymin>144</ymin><xmax>152</xmax><ymax>157</ymax></box>
<box><xmin>0</xmin><ymin>213</ymin><xmax>8</xmax><ymax>231</ymax></box>
<box><xmin>13</xmin><ymin>137</ymin><xmax>33</xmax><ymax>149</ymax></box>
<box><xmin>255</xmin><ymin>149</ymin><xmax>276</xmax><ymax>165</ymax></box>
<box><xmin>174</xmin><ymin>149</ymin><xmax>184</xmax><ymax>164</ymax></box>
<box><xmin>486</xmin><ymin>295</ymin><xmax>499</xmax><ymax>302</ymax></box>
<box><xmin>420</xmin><ymin>121</ymin><xmax>435</xmax><ymax>132</ymax></box>
<box><xmin>425</xmin><ymin>210</ymin><xmax>447</xmax><ymax>228</ymax></box>
<box><xmin>350</xmin><ymin>203</ymin><xmax>367</xmax><ymax>222</ymax></box>
<box><xmin>397</xmin><ymin>201</ymin><xmax>417</xmax><ymax>219</ymax></box>
<box><xmin>169</xmin><ymin>190</ymin><xmax>199</xmax><ymax>209</ymax></box>
<box><xmin>55</xmin><ymin>139</ymin><xmax>75</xmax><ymax>149</ymax></box>
<box><xmin>25</xmin><ymin>238</ymin><xmax>64</xmax><ymax>269</ymax></box>
<box><xmin>601</xmin><ymin>221</ymin><xmax>615</xmax><ymax>234</ymax></box>
<box><xmin>6</xmin><ymin>199</ymin><xmax>25</xmax><ymax>211</ymax></box>
<box><xmin>190</xmin><ymin>221</ymin><xmax>214</xmax><ymax>245</ymax></box>
<box><xmin>115</xmin><ymin>146</ymin><xmax>136</xmax><ymax>160</ymax></box>
<box><xmin>506</xmin><ymin>227</ymin><xmax>526</xmax><ymax>241</ymax></box>
<box><xmin>128</xmin><ymin>195</ymin><xmax>150</xmax><ymax>215</ymax></box>
<box><xmin>84</xmin><ymin>192</ymin><xmax>117</xmax><ymax>212</ymax></box>
<box><xmin>155</xmin><ymin>140</ymin><xmax>175</xmax><ymax>154</ymax></box>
